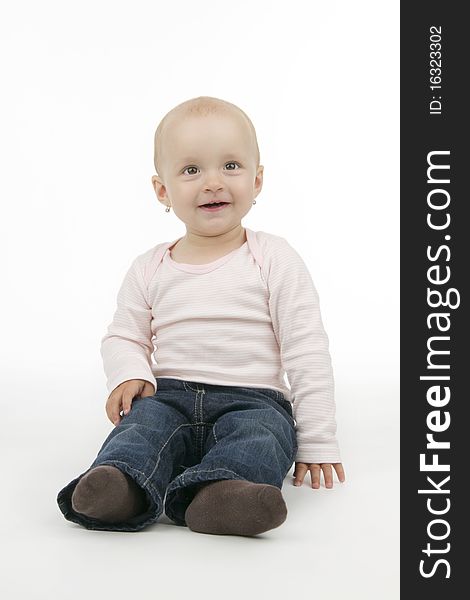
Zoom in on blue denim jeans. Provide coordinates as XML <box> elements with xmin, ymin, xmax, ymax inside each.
<box><xmin>57</xmin><ymin>377</ymin><xmax>298</xmax><ymax>532</ymax></box>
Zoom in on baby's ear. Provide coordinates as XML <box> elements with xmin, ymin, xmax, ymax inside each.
<box><xmin>151</xmin><ymin>175</ymin><xmax>167</xmax><ymax>201</ymax></box>
<box><xmin>254</xmin><ymin>165</ymin><xmax>264</xmax><ymax>194</ymax></box>
<box><xmin>151</xmin><ymin>174</ymin><xmax>161</xmax><ymax>191</ymax></box>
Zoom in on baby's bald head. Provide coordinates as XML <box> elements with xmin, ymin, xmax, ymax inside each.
<box><xmin>153</xmin><ymin>96</ymin><xmax>260</xmax><ymax>178</ymax></box>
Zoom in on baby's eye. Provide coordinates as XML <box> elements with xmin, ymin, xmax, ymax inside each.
<box><xmin>224</xmin><ymin>162</ymin><xmax>240</xmax><ymax>170</ymax></box>
<box><xmin>182</xmin><ymin>166</ymin><xmax>199</xmax><ymax>176</ymax></box>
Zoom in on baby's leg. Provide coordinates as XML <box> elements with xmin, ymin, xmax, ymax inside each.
<box><xmin>165</xmin><ymin>386</ymin><xmax>298</xmax><ymax>536</ymax></box>
<box><xmin>57</xmin><ymin>394</ymin><xmax>193</xmax><ymax>532</ymax></box>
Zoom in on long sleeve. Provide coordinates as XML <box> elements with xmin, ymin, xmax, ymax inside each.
<box><xmin>264</xmin><ymin>238</ymin><xmax>341</xmax><ymax>464</ymax></box>
<box><xmin>100</xmin><ymin>254</ymin><xmax>157</xmax><ymax>396</ymax></box>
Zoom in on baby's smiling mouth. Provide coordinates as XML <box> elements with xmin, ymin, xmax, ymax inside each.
<box><xmin>199</xmin><ymin>201</ymin><xmax>229</xmax><ymax>208</ymax></box>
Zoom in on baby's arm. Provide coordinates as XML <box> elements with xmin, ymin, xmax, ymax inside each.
<box><xmin>101</xmin><ymin>254</ymin><xmax>157</xmax><ymax>417</ymax></box>
<box><xmin>265</xmin><ymin>237</ymin><xmax>342</xmax><ymax>467</ymax></box>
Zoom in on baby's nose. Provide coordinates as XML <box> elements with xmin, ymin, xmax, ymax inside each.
<box><xmin>204</xmin><ymin>183</ymin><xmax>224</xmax><ymax>193</ymax></box>
<box><xmin>203</xmin><ymin>171</ymin><xmax>224</xmax><ymax>191</ymax></box>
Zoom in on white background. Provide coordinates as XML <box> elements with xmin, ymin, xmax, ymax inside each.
<box><xmin>1</xmin><ymin>1</ymin><xmax>399</xmax><ymax>598</ymax></box>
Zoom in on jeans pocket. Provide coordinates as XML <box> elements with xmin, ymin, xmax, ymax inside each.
<box><xmin>280</xmin><ymin>399</ymin><xmax>296</xmax><ymax>430</ymax></box>
<box><xmin>278</xmin><ymin>395</ymin><xmax>293</xmax><ymax>416</ymax></box>
<box><xmin>258</xmin><ymin>387</ymin><xmax>283</xmax><ymax>403</ymax></box>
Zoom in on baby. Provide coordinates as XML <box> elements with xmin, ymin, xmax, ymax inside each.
<box><xmin>57</xmin><ymin>96</ymin><xmax>345</xmax><ymax>536</ymax></box>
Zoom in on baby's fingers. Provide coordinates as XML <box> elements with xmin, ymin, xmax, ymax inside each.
<box><xmin>121</xmin><ymin>391</ymin><xmax>134</xmax><ymax>417</ymax></box>
<box><xmin>334</xmin><ymin>463</ymin><xmax>346</xmax><ymax>483</ymax></box>
<box><xmin>310</xmin><ymin>464</ymin><xmax>322</xmax><ymax>489</ymax></box>
<box><xmin>106</xmin><ymin>394</ymin><xmax>123</xmax><ymax>426</ymax></box>
<box><xmin>322</xmin><ymin>464</ymin><xmax>333</xmax><ymax>488</ymax></box>
<box><xmin>293</xmin><ymin>463</ymin><xmax>309</xmax><ymax>486</ymax></box>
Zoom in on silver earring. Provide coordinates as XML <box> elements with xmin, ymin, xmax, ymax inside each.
<box><xmin>253</xmin><ymin>200</ymin><xmax>256</xmax><ymax>205</ymax></box>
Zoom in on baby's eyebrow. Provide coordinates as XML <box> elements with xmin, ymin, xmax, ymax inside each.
<box><xmin>177</xmin><ymin>153</ymin><xmax>243</xmax><ymax>164</ymax></box>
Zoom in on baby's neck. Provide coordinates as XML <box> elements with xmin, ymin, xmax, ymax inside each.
<box><xmin>183</xmin><ymin>225</ymin><xmax>246</xmax><ymax>250</ymax></box>
<box><xmin>170</xmin><ymin>225</ymin><xmax>247</xmax><ymax>264</ymax></box>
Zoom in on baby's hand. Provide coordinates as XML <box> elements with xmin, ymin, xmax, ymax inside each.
<box><xmin>293</xmin><ymin>462</ymin><xmax>345</xmax><ymax>489</ymax></box>
<box><xmin>105</xmin><ymin>379</ymin><xmax>156</xmax><ymax>426</ymax></box>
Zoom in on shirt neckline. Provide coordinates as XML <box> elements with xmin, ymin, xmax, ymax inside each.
<box><xmin>164</xmin><ymin>237</ymin><xmax>248</xmax><ymax>274</ymax></box>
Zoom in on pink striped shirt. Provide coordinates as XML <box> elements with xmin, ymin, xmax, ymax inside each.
<box><xmin>101</xmin><ymin>227</ymin><xmax>341</xmax><ymax>464</ymax></box>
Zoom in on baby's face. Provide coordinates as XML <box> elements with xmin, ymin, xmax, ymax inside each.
<box><xmin>152</xmin><ymin>111</ymin><xmax>263</xmax><ymax>236</ymax></box>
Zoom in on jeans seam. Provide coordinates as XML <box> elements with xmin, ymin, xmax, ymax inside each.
<box><xmin>197</xmin><ymin>388</ymin><xmax>205</xmax><ymax>460</ymax></box>
<box><xmin>183</xmin><ymin>381</ymin><xmax>203</xmax><ymax>393</ymax></box>
<box><xmin>212</xmin><ymin>423</ymin><xmax>219</xmax><ymax>444</ymax></box>
<box><xmin>143</xmin><ymin>422</ymin><xmax>193</xmax><ymax>486</ymax></box>
<box><xmin>180</xmin><ymin>467</ymin><xmax>244</xmax><ymax>485</ymax></box>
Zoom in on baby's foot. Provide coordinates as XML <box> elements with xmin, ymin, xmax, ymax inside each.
<box><xmin>184</xmin><ymin>479</ymin><xmax>287</xmax><ymax>536</ymax></box>
<box><xmin>71</xmin><ymin>465</ymin><xmax>147</xmax><ymax>523</ymax></box>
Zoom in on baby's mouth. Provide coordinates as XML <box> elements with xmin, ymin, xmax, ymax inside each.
<box><xmin>200</xmin><ymin>202</ymin><xmax>229</xmax><ymax>208</ymax></box>
<box><xmin>198</xmin><ymin>202</ymin><xmax>232</xmax><ymax>213</ymax></box>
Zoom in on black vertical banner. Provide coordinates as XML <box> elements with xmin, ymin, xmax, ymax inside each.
<box><xmin>401</xmin><ymin>3</ymin><xmax>468</xmax><ymax>597</ymax></box>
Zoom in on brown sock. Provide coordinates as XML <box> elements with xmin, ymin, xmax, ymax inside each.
<box><xmin>184</xmin><ymin>479</ymin><xmax>287</xmax><ymax>536</ymax></box>
<box><xmin>71</xmin><ymin>465</ymin><xmax>147</xmax><ymax>523</ymax></box>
